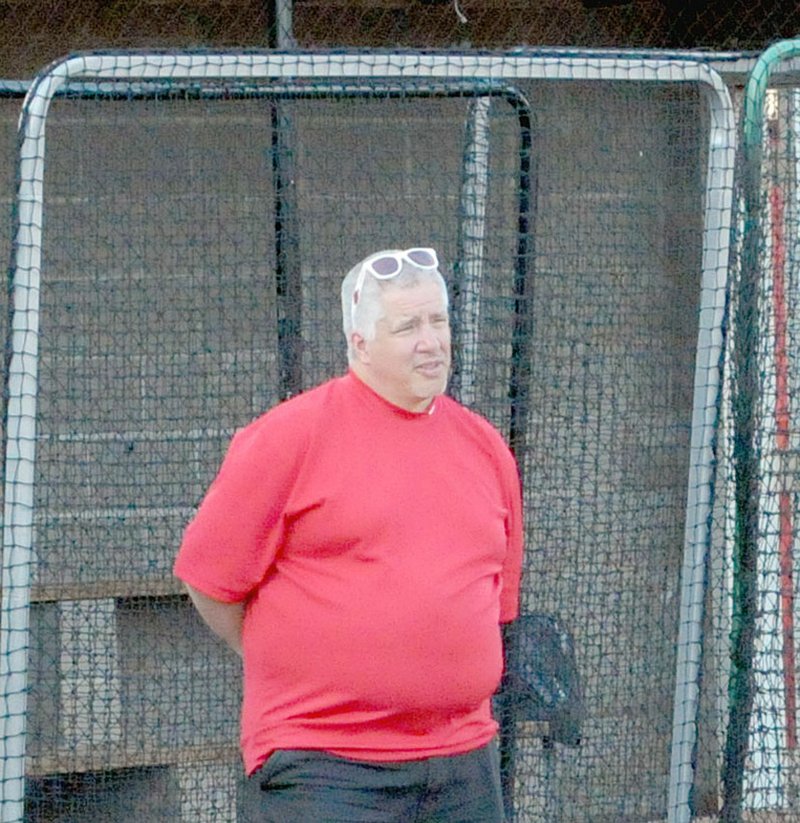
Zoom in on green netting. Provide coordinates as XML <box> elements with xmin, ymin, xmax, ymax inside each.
<box><xmin>712</xmin><ymin>39</ymin><xmax>800</xmax><ymax>823</ymax></box>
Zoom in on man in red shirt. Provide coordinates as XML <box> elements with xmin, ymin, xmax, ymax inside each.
<box><xmin>174</xmin><ymin>247</ymin><xmax>523</xmax><ymax>822</ymax></box>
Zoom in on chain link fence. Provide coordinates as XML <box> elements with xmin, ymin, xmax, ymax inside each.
<box><xmin>0</xmin><ymin>0</ymin><xmax>798</xmax><ymax>77</ymax></box>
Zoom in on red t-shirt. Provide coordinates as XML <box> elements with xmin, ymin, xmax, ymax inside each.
<box><xmin>174</xmin><ymin>372</ymin><xmax>523</xmax><ymax>774</ymax></box>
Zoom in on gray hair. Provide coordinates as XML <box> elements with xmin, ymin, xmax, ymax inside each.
<box><xmin>341</xmin><ymin>250</ymin><xmax>449</xmax><ymax>363</ymax></box>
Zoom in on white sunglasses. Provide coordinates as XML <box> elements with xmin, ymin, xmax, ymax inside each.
<box><xmin>351</xmin><ymin>247</ymin><xmax>439</xmax><ymax>327</ymax></box>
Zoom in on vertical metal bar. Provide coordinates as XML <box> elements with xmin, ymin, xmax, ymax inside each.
<box><xmin>668</xmin><ymin>78</ymin><xmax>736</xmax><ymax>823</ymax></box>
<box><xmin>271</xmin><ymin>1</ymin><xmax>302</xmax><ymax>398</ymax></box>
<box><xmin>452</xmin><ymin>96</ymin><xmax>491</xmax><ymax>407</ymax></box>
<box><xmin>507</xmin><ymin>98</ymin><xmax>534</xmax><ymax>465</ymax></box>
<box><xmin>502</xmin><ymin>93</ymin><xmax>534</xmax><ymax>823</ymax></box>
<box><xmin>275</xmin><ymin>0</ymin><xmax>295</xmax><ymax>49</ymax></box>
<box><xmin>0</xmin><ymin>69</ymin><xmax>67</xmax><ymax>823</ymax></box>
<box><xmin>270</xmin><ymin>101</ymin><xmax>303</xmax><ymax>399</ymax></box>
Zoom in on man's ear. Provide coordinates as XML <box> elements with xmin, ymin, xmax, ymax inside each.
<box><xmin>351</xmin><ymin>331</ymin><xmax>370</xmax><ymax>364</ymax></box>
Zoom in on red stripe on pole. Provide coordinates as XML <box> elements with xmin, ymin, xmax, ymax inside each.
<box><xmin>771</xmin><ymin>186</ymin><xmax>790</xmax><ymax>449</ymax></box>
<box><xmin>770</xmin><ymin>181</ymin><xmax>797</xmax><ymax>750</ymax></box>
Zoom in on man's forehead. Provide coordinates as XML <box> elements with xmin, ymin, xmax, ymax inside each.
<box><xmin>381</xmin><ymin>281</ymin><xmax>448</xmax><ymax>313</ymax></box>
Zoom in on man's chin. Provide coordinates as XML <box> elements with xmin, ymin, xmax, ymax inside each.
<box><xmin>415</xmin><ymin>376</ymin><xmax>448</xmax><ymax>402</ymax></box>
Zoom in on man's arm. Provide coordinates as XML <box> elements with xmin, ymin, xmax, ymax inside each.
<box><xmin>184</xmin><ymin>583</ymin><xmax>245</xmax><ymax>658</ymax></box>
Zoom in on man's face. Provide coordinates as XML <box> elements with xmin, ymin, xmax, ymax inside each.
<box><xmin>353</xmin><ymin>279</ymin><xmax>451</xmax><ymax>413</ymax></box>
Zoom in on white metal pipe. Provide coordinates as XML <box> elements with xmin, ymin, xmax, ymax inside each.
<box><xmin>666</xmin><ymin>77</ymin><xmax>735</xmax><ymax>823</ymax></box>
<box><xmin>457</xmin><ymin>96</ymin><xmax>491</xmax><ymax>408</ymax></box>
<box><xmin>0</xmin><ymin>70</ymin><xmax>62</xmax><ymax>823</ymax></box>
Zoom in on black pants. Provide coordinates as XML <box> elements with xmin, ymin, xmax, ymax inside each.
<box><xmin>247</xmin><ymin>740</ymin><xmax>505</xmax><ymax>823</ymax></box>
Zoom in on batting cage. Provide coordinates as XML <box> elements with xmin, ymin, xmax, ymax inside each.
<box><xmin>0</xmin><ymin>36</ymin><xmax>798</xmax><ymax>823</ymax></box>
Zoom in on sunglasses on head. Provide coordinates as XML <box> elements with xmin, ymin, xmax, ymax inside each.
<box><xmin>351</xmin><ymin>247</ymin><xmax>439</xmax><ymax>326</ymax></box>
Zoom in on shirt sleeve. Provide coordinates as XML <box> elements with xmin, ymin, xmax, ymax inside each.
<box><xmin>173</xmin><ymin>409</ymin><xmax>306</xmax><ymax>602</ymax></box>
